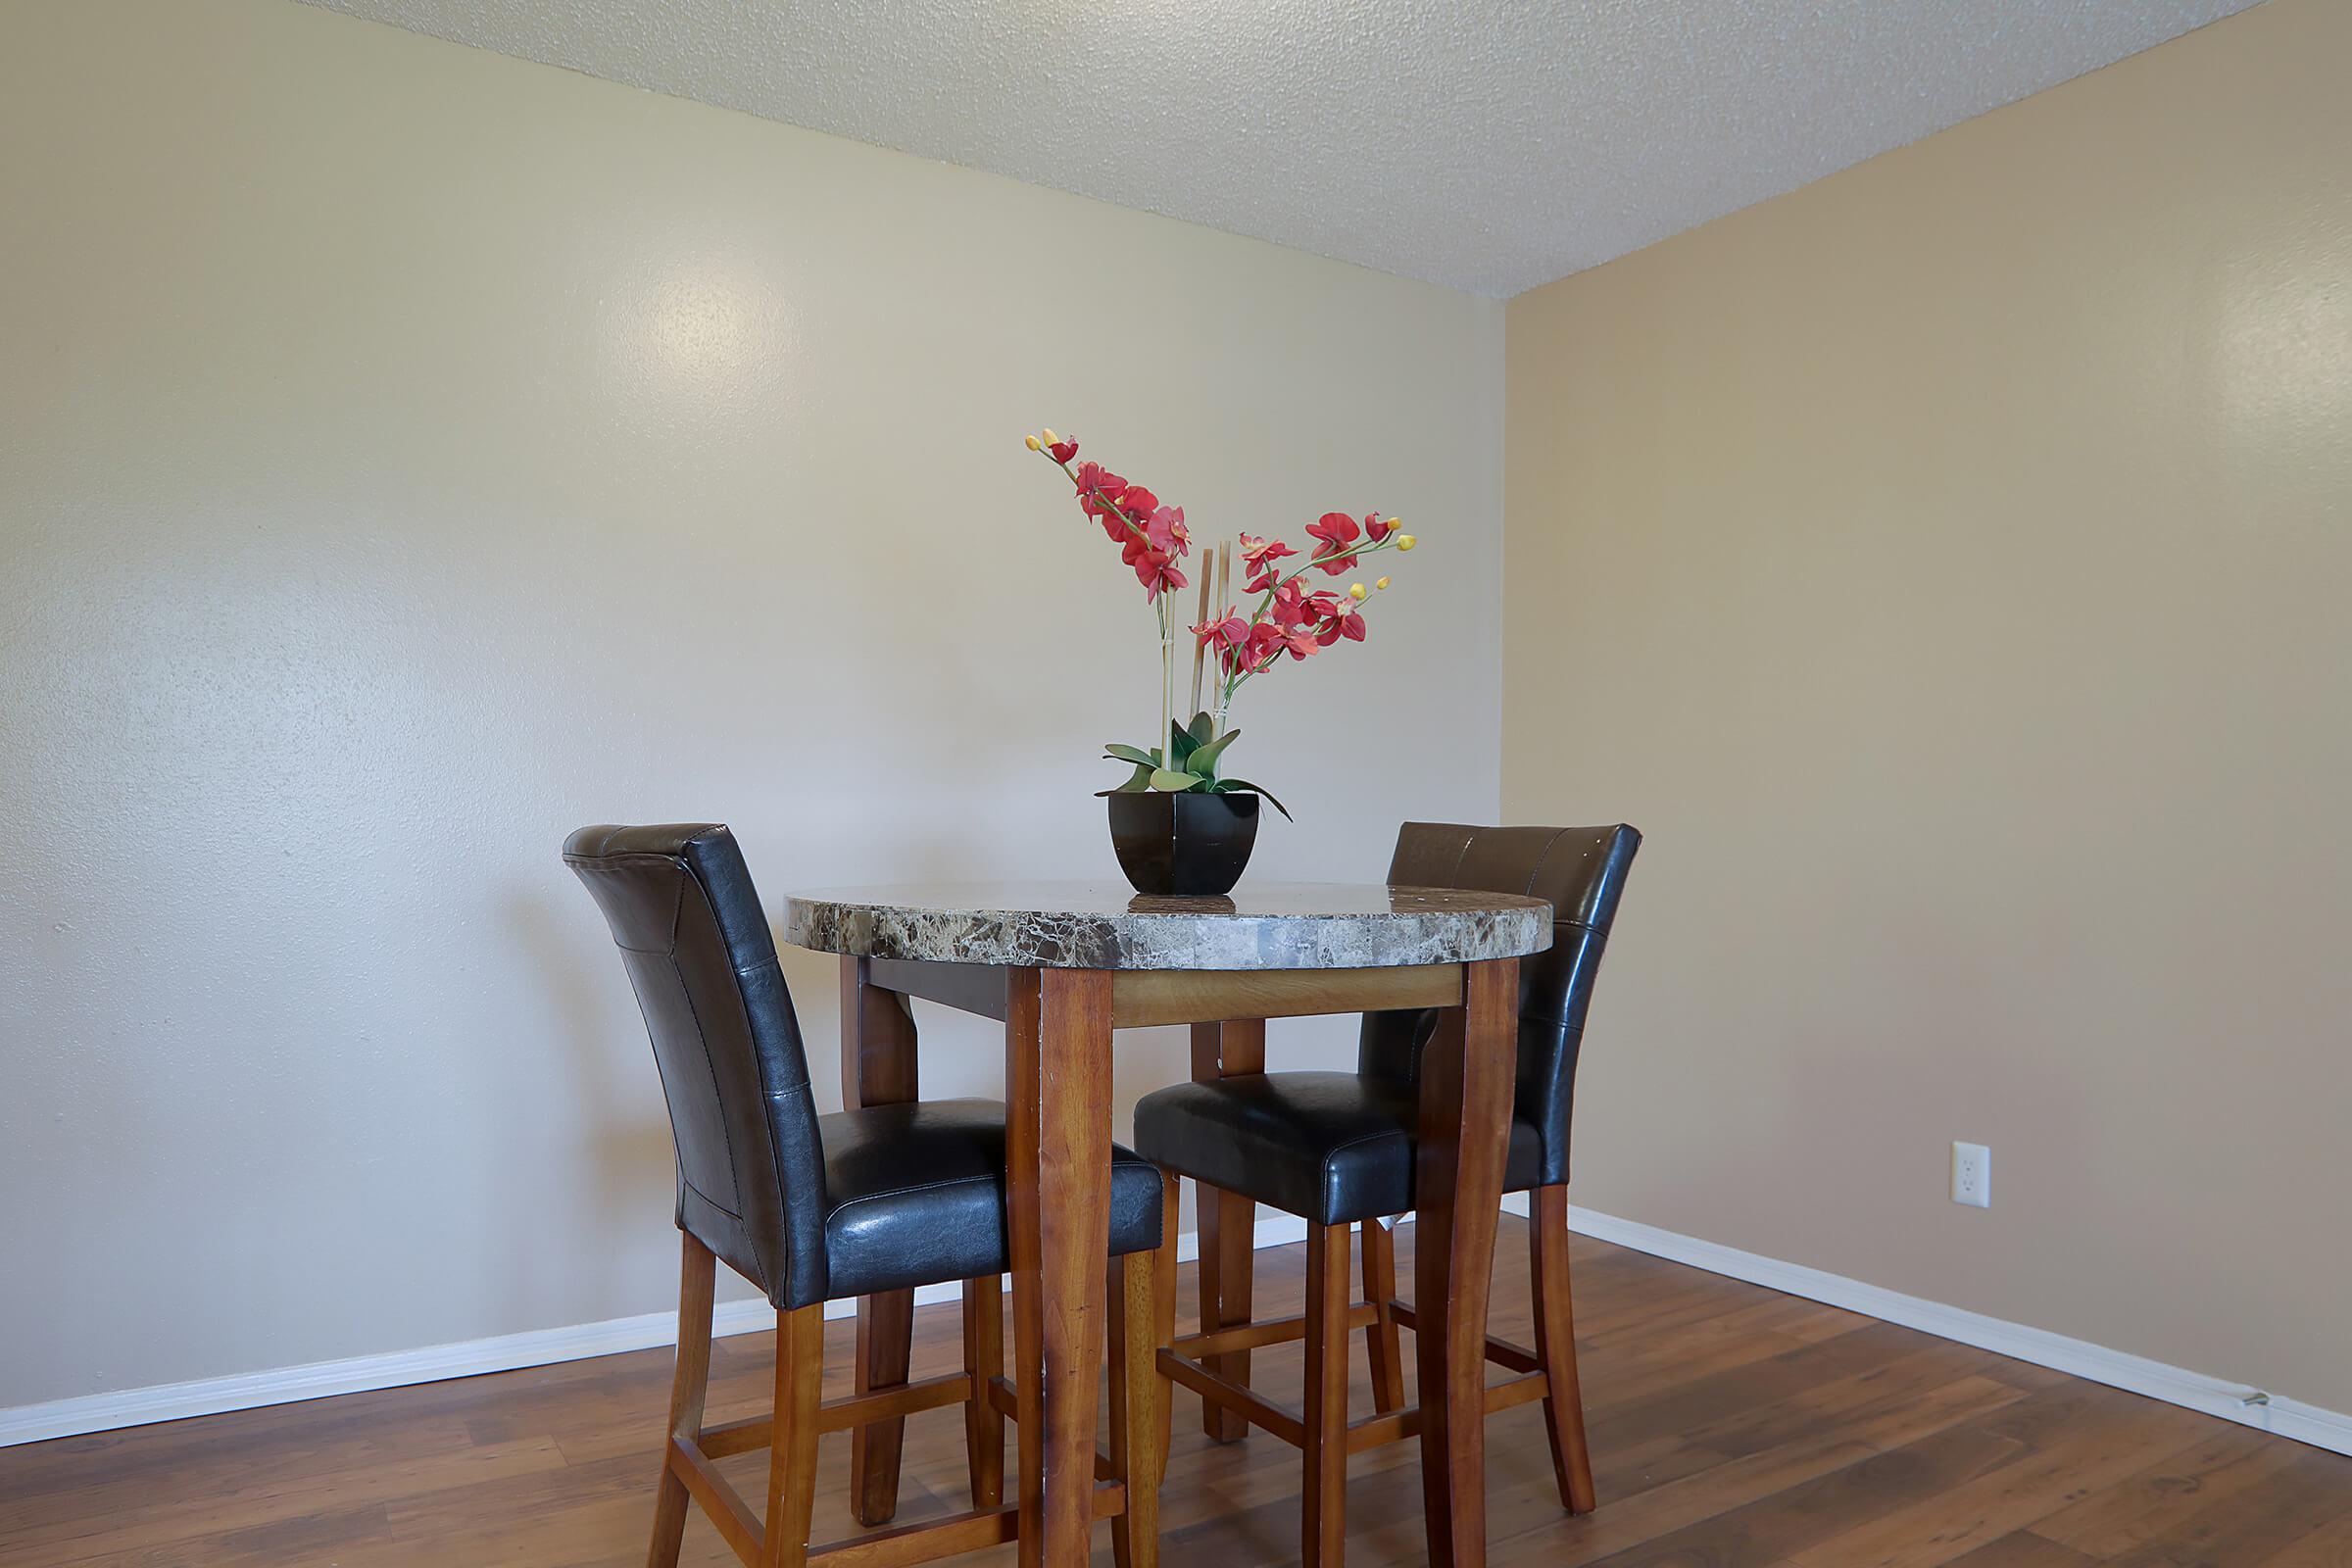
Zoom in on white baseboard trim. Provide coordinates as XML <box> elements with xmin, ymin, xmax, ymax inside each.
<box><xmin>1513</xmin><ymin>1196</ymin><xmax>2352</xmax><ymax>1461</ymax></box>
<box><xmin>0</xmin><ymin>1212</ymin><xmax>1314</xmax><ymax>1450</ymax></box>
<box><xmin>21</xmin><ymin>1201</ymin><xmax>2343</xmax><ymax>1464</ymax></box>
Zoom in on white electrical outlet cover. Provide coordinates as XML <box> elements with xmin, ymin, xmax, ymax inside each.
<box><xmin>1952</xmin><ymin>1141</ymin><xmax>1991</xmax><ymax>1208</ymax></box>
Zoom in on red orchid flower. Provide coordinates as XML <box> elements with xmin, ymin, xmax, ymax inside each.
<box><xmin>1075</xmin><ymin>465</ymin><xmax>1130</xmax><ymax>535</ymax></box>
<box><xmin>1316</xmin><ymin>609</ymin><xmax>1366</xmax><ymax>646</ymax></box>
<box><xmin>1088</xmin><ymin>482</ymin><xmax>1158</xmax><ymax>544</ymax></box>
<box><xmin>1193</xmin><ymin>611</ymin><xmax>1251</xmax><ymax>652</ymax></box>
<box><xmin>1237</xmin><ymin>622</ymin><xmax>1284</xmax><ymax>668</ymax></box>
<box><xmin>1306</xmin><ymin>511</ymin><xmax>1360</xmax><ymax>574</ymax></box>
<box><xmin>1268</xmin><ymin>578</ymin><xmax>1311</xmax><ymax>628</ymax></box>
<box><xmin>1146</xmin><ymin>505</ymin><xmax>1190</xmax><ymax>557</ymax></box>
<box><xmin>1210</xmin><ymin>619</ymin><xmax>1262</xmax><ymax>677</ymax></box>
<box><xmin>1273</xmin><ymin>580</ymin><xmax>1343</xmax><ymax>628</ymax></box>
<box><xmin>1238</xmin><ymin>532</ymin><xmax>1298</xmax><ymax>592</ymax></box>
<box><xmin>1136</xmin><ymin>558</ymin><xmax>1187</xmax><ymax>599</ymax></box>
<box><xmin>1122</xmin><ymin>534</ymin><xmax>1187</xmax><ymax>599</ymax></box>
<box><xmin>1028</xmin><ymin>427</ymin><xmax>1416</xmax><ymax>772</ymax></box>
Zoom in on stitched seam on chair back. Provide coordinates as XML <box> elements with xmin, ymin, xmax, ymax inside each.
<box><xmin>663</xmin><ymin>940</ymin><xmax>753</xmax><ymax>1225</ymax></box>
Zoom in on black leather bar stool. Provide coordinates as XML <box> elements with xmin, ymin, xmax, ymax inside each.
<box><xmin>564</xmin><ymin>824</ymin><xmax>1173</xmax><ymax>1568</ymax></box>
<box><xmin>1132</xmin><ymin>822</ymin><xmax>1640</xmax><ymax>1567</ymax></box>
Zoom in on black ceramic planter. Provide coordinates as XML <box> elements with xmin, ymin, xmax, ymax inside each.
<box><xmin>1105</xmin><ymin>790</ymin><xmax>1260</xmax><ymax>896</ymax></box>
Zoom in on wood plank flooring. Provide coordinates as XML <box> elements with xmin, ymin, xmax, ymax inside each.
<box><xmin>5</xmin><ymin>1217</ymin><xmax>2348</xmax><ymax>1566</ymax></box>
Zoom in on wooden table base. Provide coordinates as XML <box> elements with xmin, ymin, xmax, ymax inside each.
<box><xmin>844</xmin><ymin>953</ymin><xmax>1521</xmax><ymax>1568</ymax></box>
<box><xmin>839</xmin><ymin>959</ymin><xmax>921</xmax><ymax>1528</ymax></box>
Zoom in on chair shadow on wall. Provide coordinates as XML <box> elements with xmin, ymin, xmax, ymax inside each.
<box><xmin>505</xmin><ymin>885</ymin><xmax>685</xmax><ymax>1324</ymax></box>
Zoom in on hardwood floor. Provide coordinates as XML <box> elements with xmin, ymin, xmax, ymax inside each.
<box><xmin>6</xmin><ymin>1218</ymin><xmax>2348</xmax><ymax>1566</ymax></box>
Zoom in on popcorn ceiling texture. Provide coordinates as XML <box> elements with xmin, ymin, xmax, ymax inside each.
<box><xmin>301</xmin><ymin>0</ymin><xmax>2254</xmax><ymax>296</ymax></box>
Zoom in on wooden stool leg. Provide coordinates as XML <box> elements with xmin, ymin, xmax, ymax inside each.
<box><xmin>961</xmin><ymin>1276</ymin><xmax>1004</xmax><ymax>1509</ymax></box>
<box><xmin>1109</xmin><ymin>1243</ymin><xmax>1170</xmax><ymax>1568</ymax></box>
<box><xmin>1154</xmin><ymin>1170</ymin><xmax>1180</xmax><ymax>1467</ymax></box>
<box><xmin>1190</xmin><ymin>1017</ymin><xmax>1264</xmax><ymax>1444</ymax></box>
<box><xmin>1360</xmin><ymin>1217</ymin><xmax>1406</xmax><ymax>1414</ymax></box>
<box><xmin>761</xmin><ymin>1304</ymin><xmax>825</xmax><ymax>1568</ymax></box>
<box><xmin>647</xmin><ymin>1234</ymin><xmax>715</xmax><ymax>1568</ymax></box>
<box><xmin>848</xmin><ymin>1291</ymin><xmax>913</xmax><ymax>1526</ymax></box>
<box><xmin>1303</xmin><ymin>1221</ymin><xmax>1352</xmax><ymax>1567</ymax></box>
<box><xmin>1195</xmin><ymin>1176</ymin><xmax>1257</xmax><ymax>1441</ymax></box>
<box><xmin>1531</xmin><ymin>1185</ymin><xmax>1597</xmax><ymax>1514</ymax></box>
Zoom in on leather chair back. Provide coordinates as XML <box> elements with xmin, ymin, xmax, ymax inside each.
<box><xmin>1361</xmin><ymin>823</ymin><xmax>1641</xmax><ymax>1186</ymax></box>
<box><xmin>564</xmin><ymin>823</ymin><xmax>827</xmax><ymax>1308</ymax></box>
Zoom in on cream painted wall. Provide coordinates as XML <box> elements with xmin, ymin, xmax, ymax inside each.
<box><xmin>0</xmin><ymin>0</ymin><xmax>1501</xmax><ymax>1409</ymax></box>
<box><xmin>1505</xmin><ymin>0</ymin><xmax>2351</xmax><ymax>1411</ymax></box>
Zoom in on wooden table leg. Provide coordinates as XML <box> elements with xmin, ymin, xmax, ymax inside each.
<box><xmin>1188</xmin><ymin>1017</ymin><xmax>1264</xmax><ymax>1442</ymax></box>
<box><xmin>1411</xmin><ymin>957</ymin><xmax>1518</xmax><ymax>1568</ymax></box>
<box><xmin>840</xmin><ymin>956</ymin><xmax>919</xmax><ymax>1528</ymax></box>
<box><xmin>1006</xmin><ymin>967</ymin><xmax>1115</xmax><ymax>1568</ymax></box>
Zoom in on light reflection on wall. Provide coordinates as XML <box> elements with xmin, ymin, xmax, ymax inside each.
<box><xmin>2214</xmin><ymin>239</ymin><xmax>2352</xmax><ymax>475</ymax></box>
<box><xmin>609</xmin><ymin>251</ymin><xmax>795</xmax><ymax>403</ymax></box>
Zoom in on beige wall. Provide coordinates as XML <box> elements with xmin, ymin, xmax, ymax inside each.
<box><xmin>0</xmin><ymin>0</ymin><xmax>1502</xmax><ymax>1410</ymax></box>
<box><xmin>1505</xmin><ymin>0</ymin><xmax>2351</xmax><ymax>1411</ymax></box>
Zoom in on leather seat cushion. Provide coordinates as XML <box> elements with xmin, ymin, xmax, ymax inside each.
<box><xmin>821</xmin><ymin>1098</ymin><xmax>1164</xmax><ymax>1301</ymax></box>
<box><xmin>1132</xmin><ymin>1071</ymin><xmax>1544</xmax><ymax>1227</ymax></box>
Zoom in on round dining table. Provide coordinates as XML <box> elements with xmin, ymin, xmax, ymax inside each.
<box><xmin>782</xmin><ymin>880</ymin><xmax>1553</xmax><ymax>1568</ymax></box>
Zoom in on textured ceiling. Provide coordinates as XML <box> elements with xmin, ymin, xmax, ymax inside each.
<box><xmin>300</xmin><ymin>0</ymin><xmax>2258</xmax><ymax>296</ymax></box>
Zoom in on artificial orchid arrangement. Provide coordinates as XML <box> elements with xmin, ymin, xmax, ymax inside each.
<box><xmin>1024</xmin><ymin>427</ymin><xmax>1418</xmax><ymax>819</ymax></box>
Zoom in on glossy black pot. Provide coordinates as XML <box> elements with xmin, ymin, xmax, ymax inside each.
<box><xmin>1105</xmin><ymin>790</ymin><xmax>1260</xmax><ymax>897</ymax></box>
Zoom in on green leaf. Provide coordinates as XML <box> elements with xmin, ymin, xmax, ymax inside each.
<box><xmin>1103</xmin><ymin>743</ymin><xmax>1157</xmax><ymax>767</ymax></box>
<box><xmin>1167</xmin><ymin>720</ymin><xmax>1200</xmax><ymax>764</ymax></box>
<box><xmin>1150</xmin><ymin>768</ymin><xmax>1205</xmax><ymax>792</ymax></box>
<box><xmin>1186</xmin><ymin>710</ymin><xmax>1215</xmax><ymax>747</ymax></box>
<box><xmin>1105</xmin><ymin>761</ymin><xmax>1152</xmax><ymax>793</ymax></box>
<box><xmin>1215</xmin><ymin>777</ymin><xmax>1292</xmax><ymax>820</ymax></box>
<box><xmin>1188</xmin><ymin>727</ymin><xmax>1240</xmax><ymax>779</ymax></box>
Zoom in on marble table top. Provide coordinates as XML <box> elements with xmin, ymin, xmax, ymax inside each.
<box><xmin>781</xmin><ymin>880</ymin><xmax>1553</xmax><ymax>971</ymax></box>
